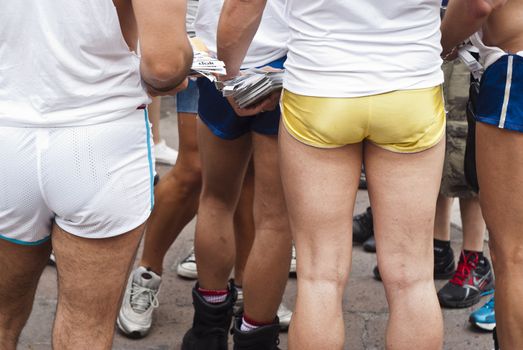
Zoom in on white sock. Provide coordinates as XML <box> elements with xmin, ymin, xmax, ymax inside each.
<box><xmin>240</xmin><ymin>316</ymin><xmax>260</xmax><ymax>332</ymax></box>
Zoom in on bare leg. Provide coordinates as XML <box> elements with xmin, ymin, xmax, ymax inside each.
<box><xmin>242</xmin><ymin>133</ymin><xmax>292</xmax><ymax>323</ymax></box>
<box><xmin>195</xmin><ymin>119</ymin><xmax>252</xmax><ymax>290</ymax></box>
<box><xmin>280</xmin><ymin>126</ymin><xmax>360</xmax><ymax>350</ymax></box>
<box><xmin>0</xmin><ymin>240</ymin><xmax>51</xmax><ymax>350</ymax></box>
<box><xmin>149</xmin><ymin>97</ymin><xmax>162</xmax><ymax>144</ymax></box>
<box><xmin>434</xmin><ymin>194</ymin><xmax>453</xmax><ymax>241</ymax></box>
<box><xmin>52</xmin><ymin>224</ymin><xmax>144</xmax><ymax>349</ymax></box>
<box><xmin>233</xmin><ymin>161</ymin><xmax>255</xmax><ymax>286</ymax></box>
<box><xmin>476</xmin><ymin>123</ymin><xmax>523</xmax><ymax>348</ymax></box>
<box><xmin>140</xmin><ymin>113</ymin><xmax>201</xmax><ymax>274</ymax></box>
<box><xmin>459</xmin><ymin>197</ymin><xmax>485</xmax><ymax>252</ymax></box>
<box><xmin>365</xmin><ymin>140</ymin><xmax>444</xmax><ymax>350</ymax></box>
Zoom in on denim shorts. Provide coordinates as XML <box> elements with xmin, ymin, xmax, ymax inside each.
<box><xmin>176</xmin><ymin>79</ymin><xmax>199</xmax><ymax>114</ymax></box>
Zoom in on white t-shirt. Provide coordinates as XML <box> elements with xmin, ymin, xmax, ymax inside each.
<box><xmin>0</xmin><ymin>1</ymin><xmax>150</xmax><ymax>127</ymax></box>
<box><xmin>283</xmin><ymin>0</ymin><xmax>444</xmax><ymax>97</ymax></box>
<box><xmin>187</xmin><ymin>0</ymin><xmax>199</xmax><ymax>37</ymax></box>
<box><xmin>195</xmin><ymin>0</ymin><xmax>288</xmax><ymax>69</ymax></box>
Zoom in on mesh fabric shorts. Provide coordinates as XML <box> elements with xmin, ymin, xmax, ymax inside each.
<box><xmin>0</xmin><ymin>109</ymin><xmax>154</xmax><ymax>245</ymax></box>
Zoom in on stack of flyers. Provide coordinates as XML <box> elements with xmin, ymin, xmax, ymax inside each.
<box><xmin>220</xmin><ymin>68</ymin><xmax>284</xmax><ymax>108</ymax></box>
<box><xmin>190</xmin><ymin>51</ymin><xmax>227</xmax><ymax>82</ymax></box>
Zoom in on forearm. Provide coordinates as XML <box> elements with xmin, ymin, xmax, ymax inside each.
<box><xmin>132</xmin><ymin>0</ymin><xmax>193</xmax><ymax>90</ymax></box>
<box><xmin>441</xmin><ymin>0</ymin><xmax>506</xmax><ymax>54</ymax></box>
<box><xmin>217</xmin><ymin>0</ymin><xmax>267</xmax><ymax>78</ymax></box>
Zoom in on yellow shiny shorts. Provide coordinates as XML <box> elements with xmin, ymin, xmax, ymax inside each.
<box><xmin>281</xmin><ymin>86</ymin><xmax>446</xmax><ymax>153</ymax></box>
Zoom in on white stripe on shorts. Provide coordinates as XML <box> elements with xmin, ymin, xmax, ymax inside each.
<box><xmin>499</xmin><ymin>55</ymin><xmax>514</xmax><ymax>129</ymax></box>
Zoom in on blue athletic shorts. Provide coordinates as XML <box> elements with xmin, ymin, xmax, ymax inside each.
<box><xmin>476</xmin><ymin>54</ymin><xmax>523</xmax><ymax>132</ymax></box>
<box><xmin>197</xmin><ymin>56</ymin><xmax>286</xmax><ymax>140</ymax></box>
<box><xmin>176</xmin><ymin>79</ymin><xmax>199</xmax><ymax>114</ymax></box>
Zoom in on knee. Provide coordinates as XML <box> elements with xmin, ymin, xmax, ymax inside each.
<box><xmin>381</xmin><ymin>262</ymin><xmax>432</xmax><ymax>293</ymax></box>
<box><xmin>489</xmin><ymin>237</ymin><xmax>523</xmax><ymax>271</ymax></box>
<box><xmin>299</xmin><ymin>255</ymin><xmax>350</xmax><ymax>291</ymax></box>
<box><xmin>163</xmin><ymin>159</ymin><xmax>202</xmax><ymax>194</ymax></box>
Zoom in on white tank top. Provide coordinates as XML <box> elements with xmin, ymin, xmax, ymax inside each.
<box><xmin>194</xmin><ymin>0</ymin><xmax>288</xmax><ymax>69</ymax></box>
<box><xmin>283</xmin><ymin>0</ymin><xmax>444</xmax><ymax>97</ymax></box>
<box><xmin>0</xmin><ymin>1</ymin><xmax>150</xmax><ymax>127</ymax></box>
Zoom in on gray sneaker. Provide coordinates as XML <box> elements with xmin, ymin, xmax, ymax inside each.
<box><xmin>117</xmin><ymin>266</ymin><xmax>161</xmax><ymax>338</ymax></box>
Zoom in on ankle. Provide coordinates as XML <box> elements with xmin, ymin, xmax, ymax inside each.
<box><xmin>198</xmin><ymin>286</ymin><xmax>229</xmax><ymax>304</ymax></box>
<box><xmin>240</xmin><ymin>314</ymin><xmax>275</xmax><ymax>332</ymax></box>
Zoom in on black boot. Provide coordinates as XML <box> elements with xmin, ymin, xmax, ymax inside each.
<box><xmin>353</xmin><ymin>207</ymin><xmax>373</xmax><ymax>244</ymax></box>
<box><xmin>233</xmin><ymin>316</ymin><xmax>281</xmax><ymax>350</ymax></box>
<box><xmin>181</xmin><ymin>282</ymin><xmax>237</xmax><ymax>350</ymax></box>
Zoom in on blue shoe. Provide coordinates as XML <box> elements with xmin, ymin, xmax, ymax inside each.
<box><xmin>469</xmin><ymin>296</ymin><xmax>496</xmax><ymax>331</ymax></box>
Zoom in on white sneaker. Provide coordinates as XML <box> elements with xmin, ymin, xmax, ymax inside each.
<box><xmin>290</xmin><ymin>245</ymin><xmax>297</xmax><ymax>275</ymax></box>
<box><xmin>117</xmin><ymin>266</ymin><xmax>161</xmax><ymax>338</ymax></box>
<box><xmin>234</xmin><ymin>287</ymin><xmax>293</xmax><ymax>330</ymax></box>
<box><xmin>154</xmin><ymin>139</ymin><xmax>178</xmax><ymax>165</ymax></box>
<box><xmin>176</xmin><ymin>248</ymin><xmax>198</xmax><ymax>279</ymax></box>
<box><xmin>277</xmin><ymin>303</ymin><xmax>293</xmax><ymax>330</ymax></box>
<box><xmin>48</xmin><ymin>252</ymin><xmax>56</xmax><ymax>266</ymax></box>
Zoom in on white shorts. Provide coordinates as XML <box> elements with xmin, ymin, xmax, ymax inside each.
<box><xmin>0</xmin><ymin>109</ymin><xmax>154</xmax><ymax>245</ymax></box>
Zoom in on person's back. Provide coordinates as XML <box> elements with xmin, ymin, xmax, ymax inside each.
<box><xmin>283</xmin><ymin>0</ymin><xmax>443</xmax><ymax>97</ymax></box>
<box><xmin>0</xmin><ymin>0</ymin><xmax>191</xmax><ymax>348</ymax></box>
<box><xmin>195</xmin><ymin>0</ymin><xmax>288</xmax><ymax>68</ymax></box>
<box><xmin>0</xmin><ymin>0</ymin><xmax>149</xmax><ymax>127</ymax></box>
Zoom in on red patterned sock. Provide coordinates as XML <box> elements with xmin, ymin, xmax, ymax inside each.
<box><xmin>198</xmin><ymin>286</ymin><xmax>229</xmax><ymax>304</ymax></box>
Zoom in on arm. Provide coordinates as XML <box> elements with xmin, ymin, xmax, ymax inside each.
<box><xmin>217</xmin><ymin>0</ymin><xmax>281</xmax><ymax>116</ymax></box>
<box><xmin>217</xmin><ymin>0</ymin><xmax>267</xmax><ymax>80</ymax></box>
<box><xmin>131</xmin><ymin>0</ymin><xmax>193</xmax><ymax>94</ymax></box>
<box><xmin>441</xmin><ymin>0</ymin><xmax>508</xmax><ymax>55</ymax></box>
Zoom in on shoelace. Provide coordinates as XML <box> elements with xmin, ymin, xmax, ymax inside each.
<box><xmin>450</xmin><ymin>253</ymin><xmax>478</xmax><ymax>286</ymax></box>
<box><xmin>130</xmin><ymin>282</ymin><xmax>160</xmax><ymax>314</ymax></box>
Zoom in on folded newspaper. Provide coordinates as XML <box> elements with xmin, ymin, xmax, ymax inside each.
<box><xmin>189</xmin><ymin>37</ymin><xmax>227</xmax><ymax>82</ymax></box>
<box><xmin>190</xmin><ymin>51</ymin><xmax>227</xmax><ymax>82</ymax></box>
<box><xmin>219</xmin><ymin>68</ymin><xmax>284</xmax><ymax>108</ymax></box>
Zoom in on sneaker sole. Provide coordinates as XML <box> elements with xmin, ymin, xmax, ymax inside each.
<box><xmin>439</xmin><ymin>287</ymin><xmax>494</xmax><ymax>308</ymax></box>
<box><xmin>470</xmin><ymin>320</ymin><xmax>496</xmax><ymax>331</ymax></box>
<box><xmin>116</xmin><ymin>316</ymin><xmax>149</xmax><ymax>339</ymax></box>
<box><xmin>176</xmin><ymin>265</ymin><xmax>198</xmax><ymax>280</ymax></box>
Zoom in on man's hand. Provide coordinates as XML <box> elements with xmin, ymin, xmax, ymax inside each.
<box><xmin>227</xmin><ymin>89</ymin><xmax>282</xmax><ymax>117</ymax></box>
<box><xmin>144</xmin><ymin>78</ymin><xmax>189</xmax><ymax>97</ymax></box>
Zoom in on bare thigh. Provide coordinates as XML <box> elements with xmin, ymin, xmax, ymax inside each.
<box><xmin>365</xmin><ymin>140</ymin><xmax>444</xmax><ymax>285</ymax></box>
<box><xmin>52</xmin><ymin>223</ymin><xmax>144</xmax><ymax>349</ymax></box>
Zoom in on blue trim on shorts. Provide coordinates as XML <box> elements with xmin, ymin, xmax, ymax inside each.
<box><xmin>0</xmin><ymin>234</ymin><xmax>51</xmax><ymax>246</ymax></box>
<box><xmin>144</xmin><ymin>109</ymin><xmax>155</xmax><ymax>210</ymax></box>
